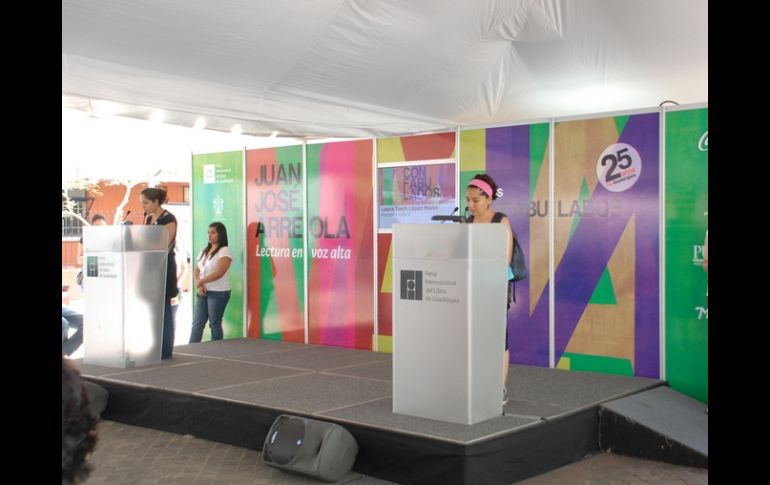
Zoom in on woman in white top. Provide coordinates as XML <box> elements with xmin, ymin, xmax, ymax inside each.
<box><xmin>189</xmin><ymin>222</ymin><xmax>233</xmax><ymax>342</ymax></box>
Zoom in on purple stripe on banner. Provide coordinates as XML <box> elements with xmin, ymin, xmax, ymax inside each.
<box><xmin>620</xmin><ymin>114</ymin><xmax>660</xmax><ymax>377</ymax></box>
<box><xmin>486</xmin><ymin>126</ymin><xmax>549</xmax><ymax>366</ymax></box>
<box><xmin>553</xmin><ymin>188</ymin><xmax>633</xmax><ymax>360</ymax></box>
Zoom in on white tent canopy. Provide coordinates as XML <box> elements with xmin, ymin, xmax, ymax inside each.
<box><xmin>62</xmin><ymin>0</ymin><xmax>708</xmax><ymax>138</ymax></box>
<box><xmin>61</xmin><ymin>108</ymin><xmax>303</xmax><ymax>183</ymax></box>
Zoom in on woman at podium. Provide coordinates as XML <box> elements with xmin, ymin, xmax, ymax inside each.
<box><xmin>465</xmin><ymin>174</ymin><xmax>514</xmax><ymax>404</ymax></box>
<box><xmin>141</xmin><ymin>187</ymin><xmax>178</xmax><ymax>359</ymax></box>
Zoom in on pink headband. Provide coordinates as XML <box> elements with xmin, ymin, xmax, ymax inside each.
<box><xmin>467</xmin><ymin>179</ymin><xmax>493</xmax><ymax>197</ymax></box>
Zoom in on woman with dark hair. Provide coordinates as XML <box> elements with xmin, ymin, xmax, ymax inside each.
<box><xmin>62</xmin><ymin>357</ymin><xmax>98</xmax><ymax>484</ymax></box>
<box><xmin>141</xmin><ymin>187</ymin><xmax>178</xmax><ymax>358</ymax></box>
<box><xmin>465</xmin><ymin>173</ymin><xmax>515</xmax><ymax>405</ymax></box>
<box><xmin>90</xmin><ymin>213</ymin><xmax>108</xmax><ymax>225</ymax></box>
<box><xmin>189</xmin><ymin>222</ymin><xmax>233</xmax><ymax>342</ymax></box>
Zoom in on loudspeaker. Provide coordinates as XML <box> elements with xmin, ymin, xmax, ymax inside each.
<box><xmin>262</xmin><ymin>414</ymin><xmax>358</xmax><ymax>482</ymax></box>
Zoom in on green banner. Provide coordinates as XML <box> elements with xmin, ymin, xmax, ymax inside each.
<box><xmin>192</xmin><ymin>151</ymin><xmax>245</xmax><ymax>339</ymax></box>
<box><xmin>665</xmin><ymin>108</ymin><xmax>708</xmax><ymax>403</ymax></box>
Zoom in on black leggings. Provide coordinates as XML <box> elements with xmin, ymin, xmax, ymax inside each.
<box><xmin>505</xmin><ymin>281</ymin><xmax>512</xmax><ymax>351</ymax></box>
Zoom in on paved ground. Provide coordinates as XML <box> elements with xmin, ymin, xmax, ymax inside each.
<box><xmin>84</xmin><ymin>420</ymin><xmax>708</xmax><ymax>484</ymax></box>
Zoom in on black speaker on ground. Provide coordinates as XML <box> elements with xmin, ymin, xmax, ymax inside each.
<box><xmin>262</xmin><ymin>414</ymin><xmax>359</xmax><ymax>482</ymax></box>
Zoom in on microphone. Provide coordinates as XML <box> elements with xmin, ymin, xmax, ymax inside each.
<box><xmin>431</xmin><ymin>206</ymin><xmax>464</xmax><ymax>223</ymax></box>
<box><xmin>463</xmin><ymin>206</ymin><xmax>469</xmax><ymax>223</ymax></box>
<box><xmin>122</xmin><ymin>210</ymin><xmax>132</xmax><ymax>224</ymax></box>
<box><xmin>441</xmin><ymin>206</ymin><xmax>459</xmax><ymax>224</ymax></box>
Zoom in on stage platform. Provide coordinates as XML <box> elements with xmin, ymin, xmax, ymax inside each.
<box><xmin>75</xmin><ymin>338</ymin><xmax>671</xmax><ymax>484</ymax></box>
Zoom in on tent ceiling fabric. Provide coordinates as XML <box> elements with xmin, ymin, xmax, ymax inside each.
<box><xmin>62</xmin><ymin>0</ymin><xmax>708</xmax><ymax>138</ymax></box>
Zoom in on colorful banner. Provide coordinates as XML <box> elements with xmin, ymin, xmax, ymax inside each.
<box><xmin>554</xmin><ymin>113</ymin><xmax>660</xmax><ymax>378</ymax></box>
<box><xmin>378</xmin><ymin>162</ymin><xmax>456</xmax><ymax>228</ymax></box>
<box><xmin>460</xmin><ymin>124</ymin><xmax>551</xmax><ymax>366</ymax></box>
<box><xmin>376</xmin><ymin>233</ymin><xmax>393</xmax><ymax>352</ymax></box>
<box><xmin>306</xmin><ymin>140</ymin><xmax>374</xmax><ymax>349</ymax></box>
<box><xmin>191</xmin><ymin>151</ymin><xmax>244</xmax><ymax>339</ymax></box>
<box><xmin>376</xmin><ymin>132</ymin><xmax>456</xmax><ymax>350</ymax></box>
<box><xmin>665</xmin><ymin>108</ymin><xmax>708</xmax><ymax>403</ymax></box>
<box><xmin>246</xmin><ymin>146</ymin><xmax>305</xmax><ymax>342</ymax></box>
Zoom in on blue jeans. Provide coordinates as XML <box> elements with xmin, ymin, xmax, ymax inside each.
<box><xmin>189</xmin><ymin>290</ymin><xmax>231</xmax><ymax>343</ymax></box>
<box><xmin>161</xmin><ymin>299</ymin><xmax>176</xmax><ymax>359</ymax></box>
<box><xmin>62</xmin><ymin>305</ymin><xmax>84</xmax><ymax>356</ymax></box>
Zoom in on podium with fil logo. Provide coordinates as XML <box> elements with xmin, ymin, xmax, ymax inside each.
<box><xmin>392</xmin><ymin>223</ymin><xmax>508</xmax><ymax>424</ymax></box>
<box><xmin>82</xmin><ymin>225</ymin><xmax>169</xmax><ymax>368</ymax></box>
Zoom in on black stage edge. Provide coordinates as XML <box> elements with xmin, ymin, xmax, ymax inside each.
<box><xmin>347</xmin><ymin>408</ymin><xmax>598</xmax><ymax>484</ymax></box>
<box><xmin>89</xmin><ymin>377</ymin><xmax>599</xmax><ymax>485</ymax></box>
<box><xmin>88</xmin><ymin>379</ymin><xmax>279</xmax><ymax>451</ymax></box>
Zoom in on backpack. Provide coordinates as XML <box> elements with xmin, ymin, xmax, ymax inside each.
<box><xmin>510</xmin><ymin>238</ymin><xmax>528</xmax><ymax>282</ymax></box>
<box><xmin>490</xmin><ymin>212</ymin><xmax>526</xmax><ymax>304</ymax></box>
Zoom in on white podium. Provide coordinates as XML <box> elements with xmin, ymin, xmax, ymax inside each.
<box><xmin>392</xmin><ymin>223</ymin><xmax>508</xmax><ymax>424</ymax></box>
<box><xmin>82</xmin><ymin>225</ymin><xmax>169</xmax><ymax>368</ymax></box>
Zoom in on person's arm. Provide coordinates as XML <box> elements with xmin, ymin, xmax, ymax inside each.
<box><xmin>165</xmin><ymin>221</ymin><xmax>177</xmax><ymax>249</ymax></box>
<box><xmin>176</xmin><ymin>253</ymin><xmax>189</xmax><ymax>287</ymax></box>
<box><xmin>199</xmin><ymin>256</ymin><xmax>232</xmax><ymax>285</ymax></box>
<box><xmin>194</xmin><ymin>262</ymin><xmax>205</xmax><ymax>296</ymax></box>
<box><xmin>193</xmin><ymin>265</ymin><xmax>201</xmax><ymax>283</ymax></box>
<box><xmin>501</xmin><ymin>215</ymin><xmax>514</xmax><ymax>265</ymax></box>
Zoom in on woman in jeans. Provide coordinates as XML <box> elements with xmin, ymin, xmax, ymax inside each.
<box><xmin>189</xmin><ymin>222</ymin><xmax>233</xmax><ymax>342</ymax></box>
